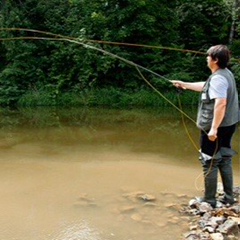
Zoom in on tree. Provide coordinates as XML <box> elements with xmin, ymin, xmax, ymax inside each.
<box><xmin>224</xmin><ymin>0</ymin><xmax>240</xmax><ymax>43</ymax></box>
<box><xmin>177</xmin><ymin>0</ymin><xmax>231</xmax><ymax>49</ymax></box>
<box><xmin>0</xmin><ymin>0</ymin><xmax>238</xmax><ymax>106</ymax></box>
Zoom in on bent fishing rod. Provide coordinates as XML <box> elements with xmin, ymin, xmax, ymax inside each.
<box><xmin>0</xmin><ymin>28</ymin><xmax>198</xmax><ymax>122</ymax></box>
<box><xmin>0</xmin><ymin>27</ymin><xmax>207</xmax><ymax>55</ymax></box>
<box><xmin>1</xmin><ymin>28</ymin><xmax>239</xmax><ymax>64</ymax></box>
<box><xmin>0</xmin><ymin>28</ymin><xmax>225</xmax><ymax>171</ymax></box>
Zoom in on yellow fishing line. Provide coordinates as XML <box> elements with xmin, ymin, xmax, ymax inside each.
<box><xmin>0</xmin><ymin>27</ymin><xmax>206</xmax><ymax>55</ymax></box>
<box><xmin>136</xmin><ymin>66</ymin><xmax>220</xmax><ymax>192</ymax></box>
<box><xmin>0</xmin><ymin>27</ymin><xmax>197</xmax><ymax>123</ymax></box>
<box><xmin>0</xmin><ymin>27</ymin><xmax>238</xmax><ymax>195</ymax></box>
<box><xmin>0</xmin><ymin>27</ymin><xmax>239</xmax><ymax>63</ymax></box>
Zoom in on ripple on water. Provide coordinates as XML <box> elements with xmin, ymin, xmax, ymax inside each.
<box><xmin>51</xmin><ymin>220</ymin><xmax>102</xmax><ymax>240</ymax></box>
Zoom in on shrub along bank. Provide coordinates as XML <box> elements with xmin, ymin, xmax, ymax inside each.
<box><xmin>0</xmin><ymin>0</ymin><xmax>239</xmax><ymax>107</ymax></box>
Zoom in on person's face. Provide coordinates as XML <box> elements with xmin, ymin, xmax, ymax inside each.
<box><xmin>206</xmin><ymin>55</ymin><xmax>217</xmax><ymax>71</ymax></box>
<box><xmin>207</xmin><ymin>55</ymin><xmax>212</xmax><ymax>68</ymax></box>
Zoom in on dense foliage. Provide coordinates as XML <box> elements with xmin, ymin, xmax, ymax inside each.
<box><xmin>0</xmin><ymin>0</ymin><xmax>239</xmax><ymax>106</ymax></box>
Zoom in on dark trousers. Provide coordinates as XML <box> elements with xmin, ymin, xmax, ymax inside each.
<box><xmin>200</xmin><ymin>124</ymin><xmax>236</xmax><ymax>157</ymax></box>
<box><xmin>200</xmin><ymin>124</ymin><xmax>237</xmax><ymax>207</ymax></box>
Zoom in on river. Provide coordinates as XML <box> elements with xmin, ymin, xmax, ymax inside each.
<box><xmin>0</xmin><ymin>107</ymin><xmax>239</xmax><ymax>240</ymax></box>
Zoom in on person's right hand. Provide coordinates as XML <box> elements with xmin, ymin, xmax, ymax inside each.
<box><xmin>170</xmin><ymin>80</ymin><xmax>186</xmax><ymax>89</ymax></box>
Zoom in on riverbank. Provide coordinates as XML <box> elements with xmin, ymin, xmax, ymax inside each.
<box><xmin>182</xmin><ymin>186</ymin><xmax>240</xmax><ymax>240</ymax></box>
<box><xmin>17</xmin><ymin>88</ymin><xmax>199</xmax><ymax>108</ymax></box>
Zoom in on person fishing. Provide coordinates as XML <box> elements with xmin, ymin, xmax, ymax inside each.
<box><xmin>171</xmin><ymin>45</ymin><xmax>239</xmax><ymax>208</ymax></box>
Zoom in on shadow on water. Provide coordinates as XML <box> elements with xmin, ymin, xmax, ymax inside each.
<box><xmin>0</xmin><ymin>107</ymin><xmax>239</xmax><ymax>240</ymax></box>
<box><xmin>0</xmin><ymin>107</ymin><xmax>200</xmax><ymax>160</ymax></box>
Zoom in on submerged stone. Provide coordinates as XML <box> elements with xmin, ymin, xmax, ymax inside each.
<box><xmin>131</xmin><ymin>213</ymin><xmax>142</xmax><ymax>222</ymax></box>
<box><xmin>137</xmin><ymin>194</ymin><xmax>156</xmax><ymax>202</ymax></box>
<box><xmin>119</xmin><ymin>206</ymin><xmax>135</xmax><ymax>213</ymax></box>
<box><xmin>122</xmin><ymin>191</ymin><xmax>156</xmax><ymax>203</ymax></box>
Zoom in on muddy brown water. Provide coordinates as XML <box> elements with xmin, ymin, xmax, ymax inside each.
<box><xmin>0</xmin><ymin>107</ymin><xmax>239</xmax><ymax>240</ymax></box>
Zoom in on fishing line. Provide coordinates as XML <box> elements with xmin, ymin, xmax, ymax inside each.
<box><xmin>177</xmin><ymin>94</ymin><xmax>199</xmax><ymax>151</ymax></box>
<box><xmin>0</xmin><ymin>28</ymin><xmax>196</xmax><ymax>123</ymax></box>
<box><xmin>194</xmin><ymin>140</ymin><xmax>219</xmax><ymax>192</ymax></box>
<box><xmin>0</xmin><ymin>35</ymin><xmax>170</xmax><ymax>82</ymax></box>
<box><xmin>1</xmin><ymin>28</ymin><xmax>236</xmax><ymax>196</ymax></box>
<box><xmin>135</xmin><ymin>66</ymin><xmax>196</xmax><ymax>123</ymax></box>
<box><xmin>175</xmin><ymin>87</ymin><xmax>220</xmax><ymax>192</ymax></box>
<box><xmin>137</xmin><ymin>64</ymin><xmax>223</xmax><ymax>196</ymax></box>
<box><xmin>136</xmin><ymin>62</ymin><xmax>220</xmax><ymax>194</ymax></box>
<box><xmin>1</xmin><ymin>27</ymin><xmax>239</xmax><ymax>65</ymax></box>
<box><xmin>0</xmin><ymin>28</ymin><xmax>203</xmax><ymax>145</ymax></box>
<box><xmin>0</xmin><ymin>28</ymin><xmax>218</xmax><ymax>159</ymax></box>
<box><xmin>0</xmin><ymin>30</ymin><xmax>199</xmax><ymax>143</ymax></box>
<box><xmin>0</xmin><ymin>27</ymin><xmax>206</xmax><ymax>55</ymax></box>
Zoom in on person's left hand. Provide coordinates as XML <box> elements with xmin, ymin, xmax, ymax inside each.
<box><xmin>208</xmin><ymin>128</ymin><xmax>217</xmax><ymax>141</ymax></box>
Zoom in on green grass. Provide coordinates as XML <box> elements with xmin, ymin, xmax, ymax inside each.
<box><xmin>17</xmin><ymin>88</ymin><xmax>199</xmax><ymax>108</ymax></box>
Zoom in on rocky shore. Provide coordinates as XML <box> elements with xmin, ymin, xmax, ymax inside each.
<box><xmin>74</xmin><ymin>184</ymin><xmax>239</xmax><ymax>240</ymax></box>
<box><xmin>181</xmin><ymin>186</ymin><xmax>240</xmax><ymax>240</ymax></box>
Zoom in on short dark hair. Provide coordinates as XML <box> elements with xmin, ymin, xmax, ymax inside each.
<box><xmin>206</xmin><ymin>45</ymin><xmax>231</xmax><ymax>69</ymax></box>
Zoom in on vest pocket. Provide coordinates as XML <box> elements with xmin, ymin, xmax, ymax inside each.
<box><xmin>197</xmin><ymin>107</ymin><xmax>213</xmax><ymax>130</ymax></box>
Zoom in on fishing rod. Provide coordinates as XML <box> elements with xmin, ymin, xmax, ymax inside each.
<box><xmin>1</xmin><ymin>27</ymin><xmax>239</xmax><ymax>64</ymax></box>
<box><xmin>0</xmin><ymin>27</ymin><xmax>207</xmax><ymax>55</ymax></box>
<box><xmin>0</xmin><ymin>28</ymin><xmax>197</xmax><ymax>123</ymax></box>
<box><xmin>5</xmin><ymin>28</ymin><xmax>237</xmax><ymax>161</ymax></box>
<box><xmin>0</xmin><ymin>35</ymin><xmax>170</xmax><ymax>82</ymax></box>
<box><xmin>0</xmin><ymin>28</ymin><xmax>230</xmax><ymax>192</ymax></box>
<box><xmin>0</xmin><ymin>28</ymin><xmax>208</xmax><ymax>80</ymax></box>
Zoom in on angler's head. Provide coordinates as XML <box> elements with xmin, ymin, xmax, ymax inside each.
<box><xmin>206</xmin><ymin>45</ymin><xmax>231</xmax><ymax>70</ymax></box>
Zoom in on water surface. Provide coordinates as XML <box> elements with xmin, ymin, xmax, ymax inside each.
<box><xmin>0</xmin><ymin>107</ymin><xmax>239</xmax><ymax>240</ymax></box>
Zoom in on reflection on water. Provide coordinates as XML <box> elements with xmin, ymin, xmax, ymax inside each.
<box><xmin>0</xmin><ymin>107</ymin><xmax>239</xmax><ymax>240</ymax></box>
<box><xmin>52</xmin><ymin>220</ymin><xmax>102</xmax><ymax>240</ymax></box>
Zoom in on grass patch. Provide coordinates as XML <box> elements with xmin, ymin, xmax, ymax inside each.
<box><xmin>17</xmin><ymin>88</ymin><xmax>199</xmax><ymax>108</ymax></box>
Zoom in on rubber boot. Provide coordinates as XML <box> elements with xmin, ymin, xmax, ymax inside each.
<box><xmin>202</xmin><ymin>159</ymin><xmax>218</xmax><ymax>208</ymax></box>
<box><xmin>219</xmin><ymin>157</ymin><xmax>235</xmax><ymax>204</ymax></box>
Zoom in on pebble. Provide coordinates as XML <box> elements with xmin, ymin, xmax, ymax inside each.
<box><xmin>210</xmin><ymin>233</ymin><xmax>224</xmax><ymax>240</ymax></box>
<box><xmin>228</xmin><ymin>216</ymin><xmax>240</xmax><ymax>225</ymax></box>
<box><xmin>217</xmin><ymin>219</ymin><xmax>238</xmax><ymax>234</ymax></box>
<box><xmin>198</xmin><ymin>202</ymin><xmax>213</xmax><ymax>213</ymax></box>
<box><xmin>189</xmin><ymin>225</ymin><xmax>198</xmax><ymax>231</ymax></box>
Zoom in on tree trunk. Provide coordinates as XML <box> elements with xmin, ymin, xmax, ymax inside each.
<box><xmin>229</xmin><ymin>0</ymin><xmax>240</xmax><ymax>44</ymax></box>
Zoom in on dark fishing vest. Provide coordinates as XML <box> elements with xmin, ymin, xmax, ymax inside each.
<box><xmin>196</xmin><ymin>69</ymin><xmax>239</xmax><ymax>131</ymax></box>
